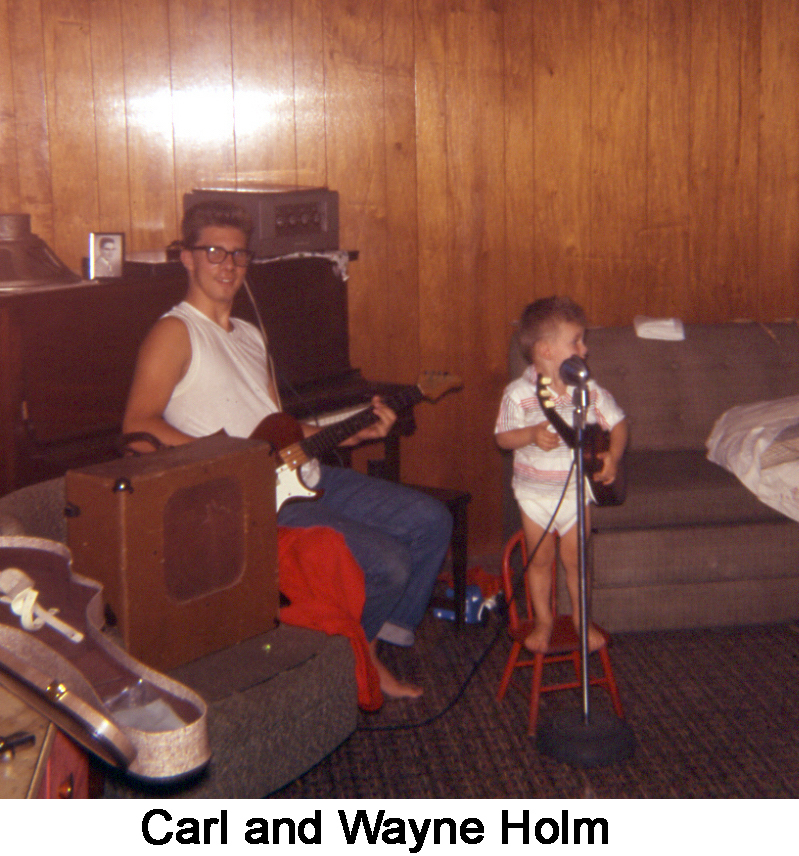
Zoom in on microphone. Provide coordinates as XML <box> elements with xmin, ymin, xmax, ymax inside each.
<box><xmin>559</xmin><ymin>355</ymin><xmax>590</xmax><ymax>386</ymax></box>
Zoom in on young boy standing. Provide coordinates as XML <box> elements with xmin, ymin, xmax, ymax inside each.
<box><xmin>495</xmin><ymin>297</ymin><xmax>628</xmax><ymax>653</ymax></box>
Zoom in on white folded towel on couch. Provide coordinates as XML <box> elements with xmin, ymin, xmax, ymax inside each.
<box><xmin>633</xmin><ymin>315</ymin><xmax>686</xmax><ymax>340</ymax></box>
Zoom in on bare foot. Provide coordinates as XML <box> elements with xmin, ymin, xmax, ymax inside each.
<box><xmin>368</xmin><ymin>640</ymin><xmax>423</xmax><ymax>699</ymax></box>
<box><xmin>523</xmin><ymin>617</ymin><xmax>554</xmax><ymax>653</ymax></box>
<box><xmin>572</xmin><ymin>617</ymin><xmax>606</xmax><ymax>653</ymax></box>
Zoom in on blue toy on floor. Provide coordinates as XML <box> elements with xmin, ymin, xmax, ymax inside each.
<box><xmin>432</xmin><ymin>584</ymin><xmax>496</xmax><ymax>624</ymax></box>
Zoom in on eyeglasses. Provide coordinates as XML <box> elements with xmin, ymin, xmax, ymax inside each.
<box><xmin>189</xmin><ymin>245</ymin><xmax>254</xmax><ymax>267</ymax></box>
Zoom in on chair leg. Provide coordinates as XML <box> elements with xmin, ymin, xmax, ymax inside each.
<box><xmin>527</xmin><ymin>652</ymin><xmax>545</xmax><ymax>735</ymax></box>
<box><xmin>497</xmin><ymin>641</ymin><xmax>522</xmax><ymax>702</ymax></box>
<box><xmin>599</xmin><ymin>646</ymin><xmax>625</xmax><ymax>719</ymax></box>
<box><xmin>569</xmin><ymin>650</ymin><xmax>581</xmax><ymax>683</ymax></box>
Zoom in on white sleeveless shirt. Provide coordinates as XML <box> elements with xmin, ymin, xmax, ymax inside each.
<box><xmin>162</xmin><ymin>301</ymin><xmax>278</xmax><ymax>439</ymax></box>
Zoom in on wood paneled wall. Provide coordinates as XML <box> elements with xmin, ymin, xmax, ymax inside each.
<box><xmin>2</xmin><ymin>0</ymin><xmax>798</xmax><ymax>553</ymax></box>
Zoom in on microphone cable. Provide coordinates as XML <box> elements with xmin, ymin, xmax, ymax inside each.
<box><xmin>241</xmin><ymin>270</ymin><xmax>359</xmax><ymax>469</ymax></box>
<box><xmin>242</xmin><ymin>272</ymin><xmax>283</xmax><ymax>411</ymax></box>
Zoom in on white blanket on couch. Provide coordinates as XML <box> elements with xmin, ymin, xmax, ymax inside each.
<box><xmin>706</xmin><ymin>395</ymin><xmax>799</xmax><ymax>523</ymax></box>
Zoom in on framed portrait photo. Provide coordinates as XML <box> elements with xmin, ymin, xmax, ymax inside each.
<box><xmin>89</xmin><ymin>232</ymin><xmax>124</xmax><ymax>279</ymax></box>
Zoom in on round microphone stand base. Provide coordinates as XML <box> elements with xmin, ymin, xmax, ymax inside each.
<box><xmin>536</xmin><ymin>708</ymin><xmax>635</xmax><ymax>768</ymax></box>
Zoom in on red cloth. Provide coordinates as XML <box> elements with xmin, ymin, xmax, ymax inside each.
<box><xmin>277</xmin><ymin>526</ymin><xmax>383</xmax><ymax>711</ymax></box>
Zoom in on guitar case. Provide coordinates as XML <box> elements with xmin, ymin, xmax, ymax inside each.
<box><xmin>0</xmin><ymin>535</ymin><xmax>210</xmax><ymax>780</ymax></box>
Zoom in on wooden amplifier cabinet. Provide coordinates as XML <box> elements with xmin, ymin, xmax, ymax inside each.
<box><xmin>65</xmin><ymin>435</ymin><xmax>278</xmax><ymax>672</ymax></box>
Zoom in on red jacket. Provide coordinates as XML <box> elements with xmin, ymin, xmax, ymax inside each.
<box><xmin>277</xmin><ymin>526</ymin><xmax>382</xmax><ymax>711</ymax></box>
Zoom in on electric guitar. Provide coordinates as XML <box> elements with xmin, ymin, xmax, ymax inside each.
<box><xmin>252</xmin><ymin>371</ymin><xmax>463</xmax><ymax>510</ymax></box>
<box><xmin>535</xmin><ymin>374</ymin><xmax>626</xmax><ymax>507</ymax></box>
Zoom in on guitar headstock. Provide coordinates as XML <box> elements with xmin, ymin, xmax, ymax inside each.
<box><xmin>536</xmin><ymin>374</ymin><xmax>556</xmax><ymax>409</ymax></box>
<box><xmin>416</xmin><ymin>371</ymin><xmax>463</xmax><ymax>401</ymax></box>
<box><xmin>535</xmin><ymin>372</ymin><xmax>575</xmax><ymax>449</ymax></box>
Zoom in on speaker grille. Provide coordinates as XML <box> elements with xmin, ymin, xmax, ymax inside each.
<box><xmin>163</xmin><ymin>477</ymin><xmax>244</xmax><ymax>602</ymax></box>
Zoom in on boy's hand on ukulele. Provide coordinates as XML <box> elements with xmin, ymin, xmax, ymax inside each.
<box><xmin>532</xmin><ymin>421</ymin><xmax>560</xmax><ymax>451</ymax></box>
<box><xmin>594</xmin><ymin>451</ymin><xmax>618</xmax><ymax>485</ymax></box>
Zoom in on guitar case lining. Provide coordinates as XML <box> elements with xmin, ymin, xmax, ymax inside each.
<box><xmin>0</xmin><ymin>536</ymin><xmax>210</xmax><ymax>780</ymax></box>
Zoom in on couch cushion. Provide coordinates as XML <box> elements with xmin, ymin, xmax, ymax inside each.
<box><xmin>592</xmin><ymin>450</ymin><xmax>786</xmax><ymax>530</ymax></box>
<box><xmin>0</xmin><ymin>512</ymin><xmax>25</xmax><ymax>536</ymax></box>
<box><xmin>0</xmin><ymin>478</ymin><xmax>67</xmax><ymax>542</ymax></box>
<box><xmin>590</xmin><ymin>519</ymin><xmax>799</xmax><ymax>631</ymax></box>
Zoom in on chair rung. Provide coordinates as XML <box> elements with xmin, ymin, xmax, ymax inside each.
<box><xmin>539</xmin><ymin>680</ymin><xmax>580</xmax><ymax>694</ymax></box>
<box><xmin>509</xmin><ymin>674</ymin><xmax>614</xmax><ymax>697</ymax></box>
<box><xmin>512</xmin><ymin>652</ymin><xmax>577</xmax><ymax>669</ymax></box>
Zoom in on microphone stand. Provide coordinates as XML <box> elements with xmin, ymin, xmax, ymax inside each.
<box><xmin>536</xmin><ymin>366</ymin><xmax>635</xmax><ymax>767</ymax></box>
<box><xmin>573</xmin><ymin>378</ymin><xmax>592</xmax><ymax>724</ymax></box>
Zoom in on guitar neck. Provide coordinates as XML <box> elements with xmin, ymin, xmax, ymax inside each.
<box><xmin>300</xmin><ymin>385</ymin><xmax>424</xmax><ymax>460</ymax></box>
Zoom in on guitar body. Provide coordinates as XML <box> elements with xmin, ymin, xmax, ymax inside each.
<box><xmin>252</xmin><ymin>410</ymin><xmax>304</xmax><ymax>451</ymax></box>
<box><xmin>251</xmin><ymin>412</ymin><xmax>323</xmax><ymax>508</ymax></box>
<box><xmin>252</xmin><ymin>371</ymin><xmax>463</xmax><ymax>512</ymax></box>
<box><xmin>536</xmin><ymin>376</ymin><xmax>626</xmax><ymax>507</ymax></box>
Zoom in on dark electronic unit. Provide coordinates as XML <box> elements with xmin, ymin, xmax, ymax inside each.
<box><xmin>183</xmin><ymin>187</ymin><xmax>339</xmax><ymax>259</ymax></box>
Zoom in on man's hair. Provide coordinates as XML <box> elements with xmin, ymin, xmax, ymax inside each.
<box><xmin>181</xmin><ymin>200</ymin><xmax>254</xmax><ymax>248</ymax></box>
<box><xmin>517</xmin><ymin>295</ymin><xmax>587</xmax><ymax>363</ymax></box>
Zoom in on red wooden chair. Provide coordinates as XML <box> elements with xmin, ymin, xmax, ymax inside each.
<box><xmin>495</xmin><ymin>529</ymin><xmax>624</xmax><ymax>734</ymax></box>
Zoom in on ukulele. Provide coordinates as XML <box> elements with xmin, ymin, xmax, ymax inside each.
<box><xmin>535</xmin><ymin>374</ymin><xmax>626</xmax><ymax>507</ymax></box>
<box><xmin>252</xmin><ymin>371</ymin><xmax>462</xmax><ymax>510</ymax></box>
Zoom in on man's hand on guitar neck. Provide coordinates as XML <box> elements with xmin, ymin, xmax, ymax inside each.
<box><xmin>302</xmin><ymin>396</ymin><xmax>398</xmax><ymax>447</ymax></box>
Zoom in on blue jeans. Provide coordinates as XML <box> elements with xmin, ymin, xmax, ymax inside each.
<box><xmin>277</xmin><ymin>465</ymin><xmax>453</xmax><ymax>641</ymax></box>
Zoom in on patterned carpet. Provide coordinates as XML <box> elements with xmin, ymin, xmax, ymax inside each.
<box><xmin>270</xmin><ymin>611</ymin><xmax>799</xmax><ymax>799</ymax></box>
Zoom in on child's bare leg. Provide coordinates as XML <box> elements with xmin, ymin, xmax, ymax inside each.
<box><xmin>559</xmin><ymin>510</ymin><xmax>605</xmax><ymax>653</ymax></box>
<box><xmin>520</xmin><ymin>513</ymin><xmax>556</xmax><ymax>653</ymax></box>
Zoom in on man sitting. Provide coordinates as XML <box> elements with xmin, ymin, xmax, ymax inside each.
<box><xmin>122</xmin><ymin>200</ymin><xmax>453</xmax><ymax>698</ymax></box>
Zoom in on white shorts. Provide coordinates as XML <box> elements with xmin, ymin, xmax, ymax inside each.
<box><xmin>516</xmin><ymin>481</ymin><xmax>592</xmax><ymax>535</ymax></box>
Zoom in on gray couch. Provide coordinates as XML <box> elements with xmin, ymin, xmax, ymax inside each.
<box><xmin>0</xmin><ymin>477</ymin><xmax>357</xmax><ymax>797</ymax></box>
<box><xmin>507</xmin><ymin>320</ymin><xmax>799</xmax><ymax>633</ymax></box>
